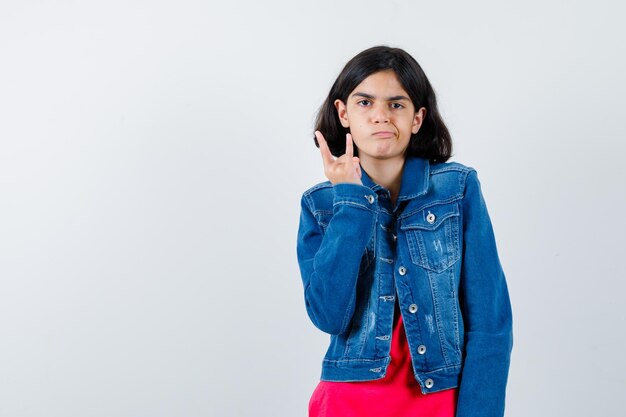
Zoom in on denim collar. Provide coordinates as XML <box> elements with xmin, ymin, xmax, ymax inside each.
<box><xmin>360</xmin><ymin>156</ymin><xmax>430</xmax><ymax>202</ymax></box>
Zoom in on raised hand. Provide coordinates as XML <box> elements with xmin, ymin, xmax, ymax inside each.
<box><xmin>314</xmin><ymin>131</ymin><xmax>363</xmax><ymax>186</ymax></box>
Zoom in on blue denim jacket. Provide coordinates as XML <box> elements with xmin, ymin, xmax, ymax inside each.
<box><xmin>296</xmin><ymin>156</ymin><xmax>513</xmax><ymax>417</ymax></box>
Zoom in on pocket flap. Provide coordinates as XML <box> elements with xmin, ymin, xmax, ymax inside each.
<box><xmin>400</xmin><ymin>202</ymin><xmax>460</xmax><ymax>231</ymax></box>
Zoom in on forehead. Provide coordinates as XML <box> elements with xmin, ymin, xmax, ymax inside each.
<box><xmin>350</xmin><ymin>70</ymin><xmax>408</xmax><ymax>97</ymax></box>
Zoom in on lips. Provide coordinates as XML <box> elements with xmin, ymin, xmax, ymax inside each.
<box><xmin>373</xmin><ymin>131</ymin><xmax>395</xmax><ymax>138</ymax></box>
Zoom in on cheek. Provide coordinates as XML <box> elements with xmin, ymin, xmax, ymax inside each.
<box><xmin>406</xmin><ymin>118</ymin><xmax>419</xmax><ymax>132</ymax></box>
<box><xmin>349</xmin><ymin>121</ymin><xmax>367</xmax><ymax>133</ymax></box>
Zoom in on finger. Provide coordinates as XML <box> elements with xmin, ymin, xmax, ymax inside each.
<box><xmin>315</xmin><ymin>131</ymin><xmax>334</xmax><ymax>167</ymax></box>
<box><xmin>345</xmin><ymin>133</ymin><xmax>353</xmax><ymax>159</ymax></box>
<box><xmin>353</xmin><ymin>157</ymin><xmax>361</xmax><ymax>178</ymax></box>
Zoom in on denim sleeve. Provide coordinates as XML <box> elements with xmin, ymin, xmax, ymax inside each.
<box><xmin>456</xmin><ymin>169</ymin><xmax>514</xmax><ymax>417</ymax></box>
<box><xmin>296</xmin><ymin>183</ymin><xmax>377</xmax><ymax>335</ymax></box>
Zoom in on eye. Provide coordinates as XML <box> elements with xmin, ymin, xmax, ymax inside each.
<box><xmin>391</xmin><ymin>102</ymin><xmax>405</xmax><ymax>109</ymax></box>
<box><xmin>357</xmin><ymin>99</ymin><xmax>371</xmax><ymax>106</ymax></box>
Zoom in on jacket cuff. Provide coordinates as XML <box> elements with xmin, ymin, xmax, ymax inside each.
<box><xmin>332</xmin><ymin>183</ymin><xmax>378</xmax><ymax>211</ymax></box>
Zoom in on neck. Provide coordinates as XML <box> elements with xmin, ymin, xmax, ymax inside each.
<box><xmin>359</xmin><ymin>155</ymin><xmax>406</xmax><ymax>199</ymax></box>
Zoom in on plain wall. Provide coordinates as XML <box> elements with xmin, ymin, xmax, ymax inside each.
<box><xmin>1</xmin><ymin>0</ymin><xmax>625</xmax><ymax>416</ymax></box>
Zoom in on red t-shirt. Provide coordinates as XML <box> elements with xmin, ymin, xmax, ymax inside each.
<box><xmin>309</xmin><ymin>299</ymin><xmax>458</xmax><ymax>417</ymax></box>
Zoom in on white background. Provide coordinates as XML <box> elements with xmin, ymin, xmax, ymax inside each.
<box><xmin>1</xmin><ymin>1</ymin><xmax>625</xmax><ymax>416</ymax></box>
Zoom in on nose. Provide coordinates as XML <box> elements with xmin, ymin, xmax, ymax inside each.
<box><xmin>371</xmin><ymin>104</ymin><xmax>390</xmax><ymax>124</ymax></box>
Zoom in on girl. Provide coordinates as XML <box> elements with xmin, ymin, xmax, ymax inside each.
<box><xmin>296</xmin><ymin>45</ymin><xmax>513</xmax><ymax>417</ymax></box>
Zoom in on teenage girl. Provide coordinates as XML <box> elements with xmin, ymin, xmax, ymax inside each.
<box><xmin>296</xmin><ymin>45</ymin><xmax>513</xmax><ymax>417</ymax></box>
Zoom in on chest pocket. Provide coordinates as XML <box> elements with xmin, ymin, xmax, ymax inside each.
<box><xmin>400</xmin><ymin>201</ymin><xmax>461</xmax><ymax>273</ymax></box>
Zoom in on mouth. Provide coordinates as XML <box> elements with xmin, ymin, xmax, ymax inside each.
<box><xmin>373</xmin><ymin>131</ymin><xmax>395</xmax><ymax>138</ymax></box>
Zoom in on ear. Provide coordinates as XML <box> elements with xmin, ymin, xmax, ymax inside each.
<box><xmin>411</xmin><ymin>107</ymin><xmax>427</xmax><ymax>134</ymax></box>
<box><xmin>334</xmin><ymin>99</ymin><xmax>350</xmax><ymax>128</ymax></box>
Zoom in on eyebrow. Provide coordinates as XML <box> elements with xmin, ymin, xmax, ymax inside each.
<box><xmin>351</xmin><ymin>92</ymin><xmax>410</xmax><ymax>101</ymax></box>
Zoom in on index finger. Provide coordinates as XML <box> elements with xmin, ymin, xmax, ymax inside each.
<box><xmin>315</xmin><ymin>131</ymin><xmax>335</xmax><ymax>167</ymax></box>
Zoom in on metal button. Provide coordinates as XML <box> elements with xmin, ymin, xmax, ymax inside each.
<box><xmin>398</xmin><ymin>266</ymin><xmax>406</xmax><ymax>275</ymax></box>
<box><xmin>425</xmin><ymin>378</ymin><xmax>434</xmax><ymax>388</ymax></box>
<box><xmin>366</xmin><ymin>195</ymin><xmax>375</xmax><ymax>204</ymax></box>
<box><xmin>408</xmin><ymin>304</ymin><xmax>418</xmax><ymax>313</ymax></box>
<box><xmin>392</xmin><ymin>234</ymin><xmax>397</xmax><ymax>241</ymax></box>
<box><xmin>417</xmin><ymin>344</ymin><xmax>427</xmax><ymax>354</ymax></box>
<box><xmin>426</xmin><ymin>210</ymin><xmax>436</xmax><ymax>224</ymax></box>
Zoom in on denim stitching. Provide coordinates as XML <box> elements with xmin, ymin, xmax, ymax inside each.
<box><xmin>427</xmin><ymin>268</ymin><xmax>452</xmax><ymax>366</ymax></box>
<box><xmin>332</xmin><ymin>200</ymin><xmax>374</xmax><ymax>212</ymax></box>
<box><xmin>399</xmin><ymin>197</ymin><xmax>462</xmax><ymax>220</ymax></box>
<box><xmin>448</xmin><ymin>267</ymin><xmax>461</xmax><ymax>356</ymax></box>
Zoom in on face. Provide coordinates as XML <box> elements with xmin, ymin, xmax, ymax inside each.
<box><xmin>334</xmin><ymin>69</ymin><xmax>426</xmax><ymax>163</ymax></box>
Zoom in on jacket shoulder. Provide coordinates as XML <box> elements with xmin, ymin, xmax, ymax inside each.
<box><xmin>300</xmin><ymin>180</ymin><xmax>333</xmax><ymax>213</ymax></box>
<box><xmin>427</xmin><ymin>160</ymin><xmax>477</xmax><ymax>201</ymax></box>
<box><xmin>302</xmin><ymin>180</ymin><xmax>333</xmax><ymax>197</ymax></box>
<box><xmin>430</xmin><ymin>159</ymin><xmax>476</xmax><ymax>175</ymax></box>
